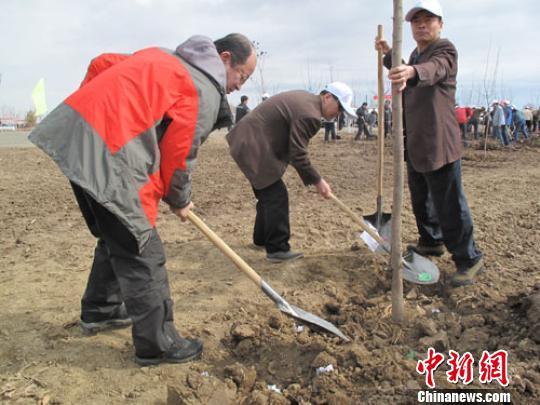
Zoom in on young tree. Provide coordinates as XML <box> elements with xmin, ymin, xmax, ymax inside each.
<box><xmin>390</xmin><ymin>0</ymin><xmax>405</xmax><ymax>323</ymax></box>
<box><xmin>251</xmin><ymin>41</ymin><xmax>268</xmax><ymax>101</ymax></box>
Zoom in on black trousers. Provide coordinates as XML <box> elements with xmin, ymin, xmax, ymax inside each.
<box><xmin>71</xmin><ymin>183</ymin><xmax>181</xmax><ymax>358</ymax></box>
<box><xmin>407</xmin><ymin>160</ymin><xmax>483</xmax><ymax>271</ymax></box>
<box><xmin>252</xmin><ymin>179</ymin><xmax>290</xmax><ymax>253</ymax></box>
<box><xmin>324</xmin><ymin>122</ymin><xmax>337</xmax><ymax>141</ymax></box>
<box><xmin>355</xmin><ymin>121</ymin><xmax>371</xmax><ymax>139</ymax></box>
<box><xmin>384</xmin><ymin>120</ymin><xmax>391</xmax><ymax>137</ymax></box>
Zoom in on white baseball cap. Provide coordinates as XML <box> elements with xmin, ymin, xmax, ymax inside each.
<box><xmin>324</xmin><ymin>82</ymin><xmax>357</xmax><ymax>119</ymax></box>
<box><xmin>405</xmin><ymin>0</ymin><xmax>444</xmax><ymax>22</ymax></box>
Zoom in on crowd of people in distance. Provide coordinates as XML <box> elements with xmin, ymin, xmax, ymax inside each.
<box><xmin>233</xmin><ymin>97</ymin><xmax>540</xmax><ymax>147</ymax></box>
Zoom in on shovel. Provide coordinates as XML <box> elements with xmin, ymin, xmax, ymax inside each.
<box><xmin>364</xmin><ymin>25</ymin><xmax>392</xmax><ymax>240</ymax></box>
<box><xmin>186</xmin><ymin>211</ymin><xmax>350</xmax><ymax>342</ymax></box>
<box><xmin>330</xmin><ymin>194</ymin><xmax>439</xmax><ymax>285</ymax></box>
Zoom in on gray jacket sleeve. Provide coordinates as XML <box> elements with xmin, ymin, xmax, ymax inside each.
<box><xmin>162</xmin><ymin>93</ymin><xmax>219</xmax><ymax>209</ymax></box>
<box><xmin>163</xmin><ymin>139</ymin><xmax>201</xmax><ymax>209</ymax></box>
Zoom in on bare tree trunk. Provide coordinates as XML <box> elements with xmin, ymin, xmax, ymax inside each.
<box><xmin>390</xmin><ymin>0</ymin><xmax>405</xmax><ymax>323</ymax></box>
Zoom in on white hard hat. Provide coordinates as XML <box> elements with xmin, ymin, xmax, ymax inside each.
<box><xmin>324</xmin><ymin>82</ymin><xmax>357</xmax><ymax>119</ymax></box>
<box><xmin>405</xmin><ymin>0</ymin><xmax>444</xmax><ymax>22</ymax></box>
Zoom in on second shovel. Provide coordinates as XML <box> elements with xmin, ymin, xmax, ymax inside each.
<box><xmin>364</xmin><ymin>24</ymin><xmax>392</xmax><ymax>240</ymax></box>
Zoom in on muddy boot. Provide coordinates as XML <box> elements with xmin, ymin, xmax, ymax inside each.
<box><xmin>80</xmin><ymin>303</ymin><xmax>132</xmax><ymax>335</ymax></box>
<box><xmin>134</xmin><ymin>337</ymin><xmax>203</xmax><ymax>366</ymax></box>
<box><xmin>407</xmin><ymin>242</ymin><xmax>445</xmax><ymax>257</ymax></box>
<box><xmin>450</xmin><ymin>259</ymin><xmax>485</xmax><ymax>287</ymax></box>
<box><xmin>266</xmin><ymin>250</ymin><xmax>304</xmax><ymax>263</ymax></box>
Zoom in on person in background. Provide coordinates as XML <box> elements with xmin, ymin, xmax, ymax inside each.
<box><xmin>532</xmin><ymin>107</ymin><xmax>539</xmax><ymax>133</ymax></box>
<box><xmin>492</xmin><ymin>100</ymin><xmax>509</xmax><ymax>146</ymax></box>
<box><xmin>367</xmin><ymin>108</ymin><xmax>378</xmax><ymax>135</ymax></box>
<box><xmin>235</xmin><ymin>95</ymin><xmax>250</xmax><ymax>124</ymax></box>
<box><xmin>354</xmin><ymin>102</ymin><xmax>372</xmax><ymax>140</ymax></box>
<box><xmin>502</xmin><ymin>100</ymin><xmax>513</xmax><ymax>144</ymax></box>
<box><xmin>323</xmin><ymin>117</ymin><xmax>338</xmax><ymax>143</ymax></box>
<box><xmin>512</xmin><ymin>106</ymin><xmax>529</xmax><ymax>142</ymax></box>
<box><xmin>522</xmin><ymin>106</ymin><xmax>533</xmax><ymax>134</ymax></box>
<box><xmin>454</xmin><ymin>104</ymin><xmax>470</xmax><ymax>146</ymax></box>
<box><xmin>384</xmin><ymin>99</ymin><xmax>392</xmax><ymax>137</ymax></box>
<box><xmin>468</xmin><ymin>106</ymin><xmax>481</xmax><ymax>140</ymax></box>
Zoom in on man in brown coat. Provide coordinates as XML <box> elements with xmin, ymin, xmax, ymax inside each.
<box><xmin>226</xmin><ymin>82</ymin><xmax>357</xmax><ymax>262</ymax></box>
<box><xmin>376</xmin><ymin>0</ymin><xmax>484</xmax><ymax>287</ymax></box>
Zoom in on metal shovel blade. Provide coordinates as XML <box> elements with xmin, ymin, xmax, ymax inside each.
<box><xmin>187</xmin><ymin>211</ymin><xmax>350</xmax><ymax>342</ymax></box>
<box><xmin>402</xmin><ymin>248</ymin><xmax>440</xmax><ymax>285</ymax></box>
<box><xmin>355</xmin><ymin>224</ymin><xmax>440</xmax><ymax>285</ymax></box>
<box><xmin>363</xmin><ymin>232</ymin><xmax>440</xmax><ymax>285</ymax></box>
<box><xmin>330</xmin><ymin>193</ymin><xmax>440</xmax><ymax>286</ymax></box>
<box><xmin>363</xmin><ymin>212</ymin><xmax>392</xmax><ymax>240</ymax></box>
<box><xmin>261</xmin><ymin>281</ymin><xmax>350</xmax><ymax>342</ymax></box>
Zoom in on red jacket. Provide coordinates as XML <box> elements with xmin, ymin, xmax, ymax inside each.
<box><xmin>454</xmin><ymin>107</ymin><xmax>469</xmax><ymax>125</ymax></box>
<box><xmin>30</xmin><ymin>36</ymin><xmax>230</xmax><ymax>251</ymax></box>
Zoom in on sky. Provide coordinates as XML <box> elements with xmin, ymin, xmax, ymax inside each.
<box><xmin>1</xmin><ymin>0</ymin><xmax>539</xmax><ymax>117</ymax></box>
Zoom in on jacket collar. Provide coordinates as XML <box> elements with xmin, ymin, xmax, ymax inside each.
<box><xmin>175</xmin><ymin>35</ymin><xmax>227</xmax><ymax>91</ymax></box>
<box><xmin>175</xmin><ymin>36</ymin><xmax>232</xmax><ymax>129</ymax></box>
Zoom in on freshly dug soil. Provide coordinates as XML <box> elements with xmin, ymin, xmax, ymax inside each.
<box><xmin>1</xmin><ymin>130</ymin><xmax>539</xmax><ymax>404</ymax></box>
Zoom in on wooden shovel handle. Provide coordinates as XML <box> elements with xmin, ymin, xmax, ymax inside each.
<box><xmin>329</xmin><ymin>194</ymin><xmax>386</xmax><ymax>245</ymax></box>
<box><xmin>187</xmin><ymin>211</ymin><xmax>262</xmax><ymax>286</ymax></box>
<box><xmin>377</xmin><ymin>24</ymin><xmax>385</xmax><ymax>197</ymax></box>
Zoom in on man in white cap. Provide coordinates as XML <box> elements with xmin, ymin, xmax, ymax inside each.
<box><xmin>375</xmin><ymin>0</ymin><xmax>484</xmax><ymax>287</ymax></box>
<box><xmin>227</xmin><ymin>83</ymin><xmax>357</xmax><ymax>262</ymax></box>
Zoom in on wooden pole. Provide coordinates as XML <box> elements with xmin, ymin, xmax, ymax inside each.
<box><xmin>376</xmin><ymin>25</ymin><xmax>385</xmax><ymax>228</ymax></box>
<box><xmin>391</xmin><ymin>0</ymin><xmax>405</xmax><ymax>323</ymax></box>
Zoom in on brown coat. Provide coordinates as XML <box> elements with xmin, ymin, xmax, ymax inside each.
<box><xmin>226</xmin><ymin>90</ymin><xmax>322</xmax><ymax>189</ymax></box>
<box><xmin>384</xmin><ymin>38</ymin><xmax>462</xmax><ymax>173</ymax></box>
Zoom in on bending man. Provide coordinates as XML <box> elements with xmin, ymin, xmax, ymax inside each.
<box><xmin>226</xmin><ymin>83</ymin><xmax>357</xmax><ymax>262</ymax></box>
<box><xmin>29</xmin><ymin>33</ymin><xmax>256</xmax><ymax>365</ymax></box>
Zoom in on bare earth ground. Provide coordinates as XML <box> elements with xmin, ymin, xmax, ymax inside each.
<box><xmin>1</xmin><ymin>129</ymin><xmax>539</xmax><ymax>404</ymax></box>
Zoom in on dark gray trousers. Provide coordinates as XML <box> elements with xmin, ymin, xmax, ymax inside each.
<box><xmin>407</xmin><ymin>160</ymin><xmax>483</xmax><ymax>271</ymax></box>
<box><xmin>71</xmin><ymin>183</ymin><xmax>181</xmax><ymax>358</ymax></box>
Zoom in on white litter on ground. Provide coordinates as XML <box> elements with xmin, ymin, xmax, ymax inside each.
<box><xmin>316</xmin><ymin>364</ymin><xmax>335</xmax><ymax>375</ymax></box>
<box><xmin>267</xmin><ymin>384</ymin><xmax>282</xmax><ymax>393</ymax></box>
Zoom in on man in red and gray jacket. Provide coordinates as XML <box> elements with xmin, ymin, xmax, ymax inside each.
<box><xmin>29</xmin><ymin>33</ymin><xmax>256</xmax><ymax>365</ymax></box>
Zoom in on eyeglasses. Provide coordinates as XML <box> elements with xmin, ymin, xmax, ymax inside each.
<box><xmin>234</xmin><ymin>66</ymin><xmax>250</xmax><ymax>85</ymax></box>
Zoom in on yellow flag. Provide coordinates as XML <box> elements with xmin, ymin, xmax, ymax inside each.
<box><xmin>32</xmin><ymin>78</ymin><xmax>48</xmax><ymax>116</ymax></box>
